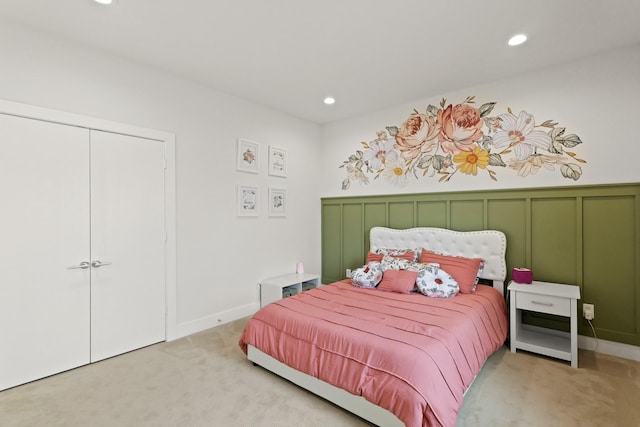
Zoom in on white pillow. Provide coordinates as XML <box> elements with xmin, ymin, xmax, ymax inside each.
<box><xmin>351</xmin><ymin>262</ymin><xmax>384</xmax><ymax>288</ymax></box>
<box><xmin>416</xmin><ymin>265</ymin><xmax>459</xmax><ymax>298</ymax></box>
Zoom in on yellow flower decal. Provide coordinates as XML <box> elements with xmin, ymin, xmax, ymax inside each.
<box><xmin>453</xmin><ymin>146</ymin><xmax>489</xmax><ymax>176</ymax></box>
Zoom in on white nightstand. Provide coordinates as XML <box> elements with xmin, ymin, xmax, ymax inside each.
<box><xmin>260</xmin><ymin>273</ymin><xmax>320</xmax><ymax>308</ymax></box>
<box><xmin>508</xmin><ymin>280</ymin><xmax>581</xmax><ymax>368</ymax></box>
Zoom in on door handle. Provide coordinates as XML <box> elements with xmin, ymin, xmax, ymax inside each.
<box><xmin>91</xmin><ymin>260</ymin><xmax>112</xmax><ymax>268</ymax></box>
<box><xmin>68</xmin><ymin>261</ymin><xmax>91</xmax><ymax>270</ymax></box>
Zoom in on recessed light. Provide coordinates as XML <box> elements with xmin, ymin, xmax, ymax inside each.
<box><xmin>324</xmin><ymin>97</ymin><xmax>335</xmax><ymax>105</ymax></box>
<box><xmin>94</xmin><ymin>0</ymin><xmax>114</xmax><ymax>5</ymax></box>
<box><xmin>508</xmin><ymin>34</ymin><xmax>527</xmax><ymax>46</ymax></box>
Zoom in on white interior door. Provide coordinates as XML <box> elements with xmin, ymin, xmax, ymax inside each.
<box><xmin>90</xmin><ymin>130</ymin><xmax>166</xmax><ymax>362</ymax></box>
<box><xmin>0</xmin><ymin>114</ymin><xmax>90</xmax><ymax>390</ymax></box>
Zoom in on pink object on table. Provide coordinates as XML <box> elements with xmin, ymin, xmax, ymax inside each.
<box><xmin>512</xmin><ymin>268</ymin><xmax>533</xmax><ymax>284</ymax></box>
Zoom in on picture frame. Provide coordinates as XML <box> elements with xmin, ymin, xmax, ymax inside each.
<box><xmin>237</xmin><ymin>185</ymin><xmax>259</xmax><ymax>217</ymax></box>
<box><xmin>237</xmin><ymin>139</ymin><xmax>260</xmax><ymax>174</ymax></box>
<box><xmin>268</xmin><ymin>145</ymin><xmax>287</xmax><ymax>177</ymax></box>
<box><xmin>268</xmin><ymin>187</ymin><xmax>286</xmax><ymax>217</ymax></box>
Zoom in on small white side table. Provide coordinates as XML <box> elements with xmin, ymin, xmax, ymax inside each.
<box><xmin>508</xmin><ymin>280</ymin><xmax>581</xmax><ymax>368</ymax></box>
<box><xmin>260</xmin><ymin>273</ymin><xmax>320</xmax><ymax>308</ymax></box>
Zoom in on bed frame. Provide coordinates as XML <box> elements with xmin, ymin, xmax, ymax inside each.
<box><xmin>248</xmin><ymin>226</ymin><xmax>508</xmax><ymax>426</ymax></box>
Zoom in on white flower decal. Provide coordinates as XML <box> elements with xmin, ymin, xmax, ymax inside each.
<box><xmin>362</xmin><ymin>138</ymin><xmax>398</xmax><ymax>170</ymax></box>
<box><xmin>492</xmin><ymin>110</ymin><xmax>552</xmax><ymax>160</ymax></box>
<box><xmin>382</xmin><ymin>160</ymin><xmax>408</xmax><ymax>187</ymax></box>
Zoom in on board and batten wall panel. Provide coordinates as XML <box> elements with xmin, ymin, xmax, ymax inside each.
<box><xmin>343</xmin><ymin>204</ymin><xmax>364</xmax><ymax>276</ymax></box>
<box><xmin>450</xmin><ymin>200</ymin><xmax>484</xmax><ymax>231</ymax></box>
<box><xmin>416</xmin><ymin>201</ymin><xmax>447</xmax><ymax>228</ymax></box>
<box><xmin>583</xmin><ymin>195</ymin><xmax>637</xmax><ymax>343</ymax></box>
<box><xmin>531</xmin><ymin>198</ymin><xmax>579</xmax><ymax>286</ymax></box>
<box><xmin>321</xmin><ymin>183</ymin><xmax>640</xmax><ymax>347</ymax></box>
<box><xmin>321</xmin><ymin>204</ymin><xmax>342</xmax><ymax>283</ymax></box>
<box><xmin>388</xmin><ymin>202</ymin><xmax>414</xmax><ymax>230</ymax></box>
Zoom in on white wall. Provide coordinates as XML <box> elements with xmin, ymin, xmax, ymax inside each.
<box><xmin>0</xmin><ymin>21</ymin><xmax>322</xmax><ymax>337</ymax></box>
<box><xmin>320</xmin><ymin>44</ymin><xmax>640</xmax><ymax>197</ymax></box>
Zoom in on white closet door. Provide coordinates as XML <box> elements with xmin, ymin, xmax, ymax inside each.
<box><xmin>90</xmin><ymin>130</ymin><xmax>166</xmax><ymax>362</ymax></box>
<box><xmin>0</xmin><ymin>114</ymin><xmax>90</xmax><ymax>390</ymax></box>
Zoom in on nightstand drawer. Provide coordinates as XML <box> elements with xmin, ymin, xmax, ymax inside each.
<box><xmin>515</xmin><ymin>292</ymin><xmax>570</xmax><ymax>316</ymax></box>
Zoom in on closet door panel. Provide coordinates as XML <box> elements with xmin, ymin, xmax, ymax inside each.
<box><xmin>0</xmin><ymin>114</ymin><xmax>90</xmax><ymax>390</ymax></box>
<box><xmin>90</xmin><ymin>130</ymin><xmax>166</xmax><ymax>362</ymax></box>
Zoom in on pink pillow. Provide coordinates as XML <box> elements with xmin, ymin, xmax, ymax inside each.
<box><xmin>366</xmin><ymin>252</ymin><xmax>384</xmax><ymax>263</ymax></box>
<box><xmin>366</xmin><ymin>250</ymin><xmax>415</xmax><ymax>264</ymax></box>
<box><xmin>377</xmin><ymin>269</ymin><xmax>418</xmax><ymax>294</ymax></box>
<box><xmin>419</xmin><ymin>250</ymin><xmax>482</xmax><ymax>294</ymax></box>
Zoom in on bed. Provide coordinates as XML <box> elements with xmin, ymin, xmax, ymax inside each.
<box><xmin>239</xmin><ymin>227</ymin><xmax>508</xmax><ymax>427</ymax></box>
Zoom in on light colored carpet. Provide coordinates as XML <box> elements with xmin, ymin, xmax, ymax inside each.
<box><xmin>1</xmin><ymin>317</ymin><xmax>638</xmax><ymax>427</ymax></box>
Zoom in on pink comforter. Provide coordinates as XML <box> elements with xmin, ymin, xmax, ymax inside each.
<box><xmin>239</xmin><ymin>280</ymin><xmax>507</xmax><ymax>427</ymax></box>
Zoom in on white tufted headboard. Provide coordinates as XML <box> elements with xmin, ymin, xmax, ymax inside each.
<box><xmin>370</xmin><ymin>227</ymin><xmax>508</xmax><ymax>295</ymax></box>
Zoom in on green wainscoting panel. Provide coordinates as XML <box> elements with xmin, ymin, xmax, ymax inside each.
<box><xmin>487</xmin><ymin>199</ymin><xmax>527</xmax><ymax>271</ymax></box>
<box><xmin>583</xmin><ymin>195</ymin><xmax>637</xmax><ymax>341</ymax></box>
<box><xmin>531</xmin><ymin>198</ymin><xmax>578</xmax><ymax>285</ymax></box>
<box><xmin>388</xmin><ymin>202</ymin><xmax>414</xmax><ymax>229</ymax></box>
<box><xmin>342</xmin><ymin>204</ymin><xmax>364</xmax><ymax>274</ymax></box>
<box><xmin>321</xmin><ymin>183</ymin><xmax>640</xmax><ymax>346</ymax></box>
<box><xmin>364</xmin><ymin>203</ymin><xmax>386</xmax><ymax>254</ymax></box>
<box><xmin>321</xmin><ymin>204</ymin><xmax>342</xmax><ymax>284</ymax></box>
<box><xmin>416</xmin><ymin>201</ymin><xmax>447</xmax><ymax>228</ymax></box>
<box><xmin>450</xmin><ymin>200</ymin><xmax>484</xmax><ymax>231</ymax></box>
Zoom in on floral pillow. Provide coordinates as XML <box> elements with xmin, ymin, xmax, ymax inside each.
<box><xmin>380</xmin><ymin>255</ymin><xmax>412</xmax><ymax>271</ymax></box>
<box><xmin>351</xmin><ymin>262</ymin><xmax>384</xmax><ymax>289</ymax></box>
<box><xmin>416</xmin><ymin>266</ymin><xmax>459</xmax><ymax>298</ymax></box>
<box><xmin>381</xmin><ymin>255</ymin><xmax>438</xmax><ymax>272</ymax></box>
<box><xmin>366</xmin><ymin>249</ymin><xmax>416</xmax><ymax>263</ymax></box>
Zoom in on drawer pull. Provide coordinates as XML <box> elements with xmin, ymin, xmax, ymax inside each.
<box><xmin>531</xmin><ymin>300</ymin><xmax>553</xmax><ymax>307</ymax></box>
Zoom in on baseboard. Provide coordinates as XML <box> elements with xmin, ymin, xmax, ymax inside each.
<box><xmin>579</xmin><ymin>334</ymin><xmax>640</xmax><ymax>362</ymax></box>
<box><xmin>172</xmin><ymin>302</ymin><xmax>260</xmax><ymax>340</ymax></box>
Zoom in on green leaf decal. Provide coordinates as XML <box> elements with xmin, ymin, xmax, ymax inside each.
<box><xmin>341</xmin><ymin>178</ymin><xmax>351</xmax><ymax>190</ymax></box>
<box><xmin>556</xmin><ymin>134</ymin><xmax>582</xmax><ymax>148</ymax></box>
<box><xmin>432</xmin><ymin>155</ymin><xmax>448</xmax><ymax>171</ymax></box>
<box><xmin>561</xmin><ymin>163</ymin><xmax>582</xmax><ymax>181</ymax></box>
<box><xmin>386</xmin><ymin>126</ymin><xmax>399</xmax><ymax>137</ymax></box>
<box><xmin>477</xmin><ymin>135</ymin><xmax>493</xmax><ymax>151</ymax></box>
<box><xmin>478</xmin><ymin>102</ymin><xmax>496</xmax><ymax>118</ymax></box>
<box><xmin>488</xmin><ymin>153</ymin><xmax>506</xmax><ymax>167</ymax></box>
<box><xmin>416</xmin><ymin>155</ymin><xmax>433</xmax><ymax>169</ymax></box>
<box><xmin>426</xmin><ymin>105</ymin><xmax>439</xmax><ymax>117</ymax></box>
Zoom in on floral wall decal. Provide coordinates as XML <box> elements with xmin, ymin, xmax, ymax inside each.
<box><xmin>339</xmin><ymin>96</ymin><xmax>585</xmax><ymax>189</ymax></box>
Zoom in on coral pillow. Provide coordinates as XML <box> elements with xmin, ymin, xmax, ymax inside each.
<box><xmin>366</xmin><ymin>252</ymin><xmax>384</xmax><ymax>263</ymax></box>
<box><xmin>419</xmin><ymin>249</ymin><xmax>482</xmax><ymax>294</ymax></box>
<box><xmin>377</xmin><ymin>269</ymin><xmax>418</xmax><ymax>294</ymax></box>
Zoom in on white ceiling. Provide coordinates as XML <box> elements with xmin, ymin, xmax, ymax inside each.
<box><xmin>1</xmin><ymin>0</ymin><xmax>639</xmax><ymax>124</ymax></box>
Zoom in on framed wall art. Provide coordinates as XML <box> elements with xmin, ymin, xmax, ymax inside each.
<box><xmin>237</xmin><ymin>185</ymin><xmax>259</xmax><ymax>217</ymax></box>
<box><xmin>237</xmin><ymin>138</ymin><xmax>260</xmax><ymax>174</ymax></box>
<box><xmin>268</xmin><ymin>187</ymin><xmax>286</xmax><ymax>217</ymax></box>
<box><xmin>268</xmin><ymin>145</ymin><xmax>287</xmax><ymax>177</ymax></box>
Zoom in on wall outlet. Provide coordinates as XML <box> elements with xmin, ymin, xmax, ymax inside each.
<box><xmin>583</xmin><ymin>303</ymin><xmax>594</xmax><ymax>320</ymax></box>
<box><xmin>346</xmin><ymin>268</ymin><xmax>352</xmax><ymax>278</ymax></box>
